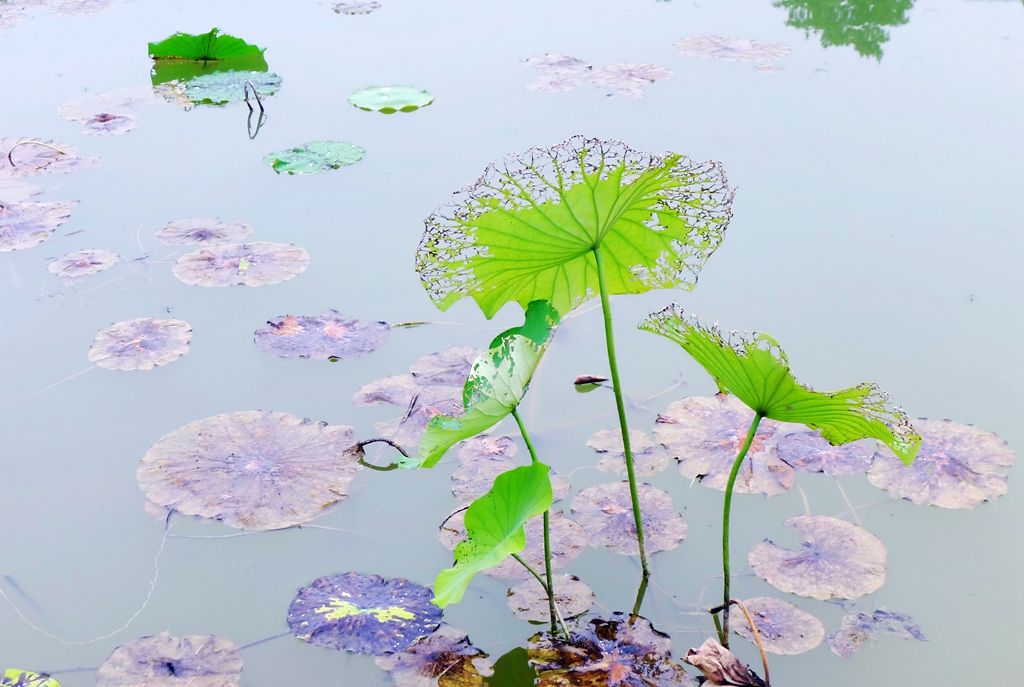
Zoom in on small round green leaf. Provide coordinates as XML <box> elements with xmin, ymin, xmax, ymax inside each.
<box><xmin>264</xmin><ymin>141</ymin><xmax>365</xmax><ymax>175</ymax></box>
<box><xmin>349</xmin><ymin>85</ymin><xmax>434</xmax><ymax>113</ymax></box>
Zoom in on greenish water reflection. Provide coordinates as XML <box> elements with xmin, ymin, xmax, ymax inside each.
<box><xmin>773</xmin><ymin>0</ymin><xmax>915</xmax><ymax>58</ymax></box>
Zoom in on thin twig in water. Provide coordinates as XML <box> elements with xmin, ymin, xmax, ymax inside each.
<box><xmin>731</xmin><ymin>598</ymin><xmax>771</xmax><ymax>687</ymax></box>
<box><xmin>834</xmin><ymin>477</ymin><xmax>862</xmax><ymax>527</ymax></box>
<box><xmin>238</xmin><ymin>631</ymin><xmax>290</xmax><ymax>651</ymax></box>
<box><xmin>243</xmin><ymin>81</ymin><xmax>265</xmax><ymax>113</ymax></box>
<box><xmin>7</xmin><ymin>140</ymin><xmax>66</xmax><ymax>167</ymax></box>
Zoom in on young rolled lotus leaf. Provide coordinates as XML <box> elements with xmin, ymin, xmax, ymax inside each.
<box><xmin>263</xmin><ymin>141</ymin><xmax>365</xmax><ymax>175</ymax></box>
<box><xmin>731</xmin><ymin>597</ymin><xmax>825</xmax><ymax>655</ymax></box>
<box><xmin>88</xmin><ymin>317</ymin><xmax>192</xmax><ymax>371</ymax></box>
<box><xmin>288</xmin><ymin>572</ymin><xmax>442</xmax><ymax>655</ymax></box>
<box><xmin>172</xmin><ymin>241</ymin><xmax>310</xmax><ymax>287</ymax></box>
<box><xmin>0</xmin><ymin>671</ymin><xmax>60</xmax><ymax>687</ymax></box>
<box><xmin>683</xmin><ymin>638</ymin><xmax>763</xmax><ymax>687</ymax></box>
<box><xmin>826</xmin><ymin>608</ymin><xmax>925</xmax><ymax>658</ymax></box>
<box><xmin>349</xmin><ymin>85</ymin><xmax>434</xmax><ymax>113</ymax></box>
<box><xmin>96</xmin><ymin>631</ymin><xmax>242</xmax><ymax>687</ymax></box>
<box><xmin>416</xmin><ymin>300</ymin><xmax>560</xmax><ymax>468</ymax></box>
<box><xmin>434</xmin><ymin>462</ymin><xmax>553</xmax><ymax>607</ymax></box>
<box><xmin>748</xmin><ymin>515</ymin><xmax>887</xmax><ymax>600</ymax></box>
<box><xmin>375</xmin><ymin>624</ymin><xmax>492</xmax><ymax>687</ymax></box>
<box><xmin>673</xmin><ymin>36</ymin><xmax>791</xmax><ymax>63</ymax></box>
<box><xmin>777</xmin><ymin>431</ymin><xmax>875</xmax><ymax>476</ymax></box>
<box><xmin>570</xmin><ymin>482</ymin><xmax>686</xmax><ymax>556</ymax></box>
<box><xmin>254</xmin><ymin>310</ymin><xmax>390</xmax><ymax>361</ymax></box>
<box><xmin>156</xmin><ymin>218</ymin><xmax>253</xmax><ymax>246</ymax></box>
<box><xmin>138</xmin><ymin>411</ymin><xmax>360</xmax><ymax>530</ymax></box>
<box><xmin>867</xmin><ymin>418</ymin><xmax>1014</xmax><ymax>509</ymax></box>
<box><xmin>48</xmin><ymin>248</ymin><xmax>119</xmax><ymax>281</ymax></box>
<box><xmin>169</xmin><ymin>70</ymin><xmax>281</xmax><ymax>107</ymax></box>
<box><xmin>0</xmin><ymin>139</ymin><xmax>100</xmax><ymax>179</ymax></box>
<box><xmin>529</xmin><ymin>613</ymin><xmax>694</xmax><ymax>687</ymax></box>
<box><xmin>0</xmin><ymin>200</ymin><xmax>76</xmax><ymax>252</ymax></box>
<box><xmin>452</xmin><ymin>435</ymin><xmax>570</xmax><ymax>502</ymax></box>
<box><xmin>148</xmin><ymin>28</ymin><xmax>268</xmax><ymax>85</ymax></box>
<box><xmin>588</xmin><ymin>428</ymin><xmax>669</xmax><ymax>477</ymax></box>
<box><xmin>507</xmin><ymin>574</ymin><xmax>593</xmax><ymax>623</ymax></box>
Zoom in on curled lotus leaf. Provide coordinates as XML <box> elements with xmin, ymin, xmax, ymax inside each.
<box><xmin>88</xmin><ymin>317</ymin><xmax>192</xmax><ymax>371</ymax></box>
<box><xmin>683</xmin><ymin>638</ymin><xmax>763</xmax><ymax>687</ymax></box>
<box><xmin>654</xmin><ymin>395</ymin><xmax>792</xmax><ymax>496</ymax></box>
<box><xmin>58</xmin><ymin>86</ymin><xmax>158</xmax><ymax>123</ymax></box>
<box><xmin>254</xmin><ymin>310</ymin><xmax>390</xmax><ymax>361</ymax></box>
<box><xmin>731</xmin><ymin>597</ymin><xmax>825</xmax><ymax>655</ymax></box>
<box><xmin>1</xmin><ymin>671</ymin><xmax>60</xmax><ymax>687</ymax></box>
<box><xmin>96</xmin><ymin>631</ymin><xmax>242</xmax><ymax>687</ymax></box>
<box><xmin>156</xmin><ymin>218</ymin><xmax>253</xmax><ymax>246</ymax></box>
<box><xmin>588</xmin><ymin>428</ymin><xmax>669</xmax><ymax>477</ymax></box>
<box><xmin>264</xmin><ymin>141</ymin><xmax>365</xmax><ymax>175</ymax></box>
<box><xmin>375</xmin><ymin>624</ymin><xmax>492</xmax><ymax>687</ymax></box>
<box><xmin>0</xmin><ymin>138</ymin><xmax>100</xmax><ymax>179</ymax></box>
<box><xmin>0</xmin><ymin>200</ymin><xmax>75</xmax><ymax>252</ymax></box>
<box><xmin>571</xmin><ymin>482</ymin><xmax>686</xmax><ymax>556</ymax></box>
<box><xmin>524</xmin><ymin>54</ymin><xmax>593</xmax><ymax>75</ymax></box>
<box><xmin>673</xmin><ymin>36</ymin><xmax>791</xmax><ymax>62</ymax></box>
<box><xmin>333</xmin><ymin>1</ymin><xmax>380</xmax><ymax>14</ymax></box>
<box><xmin>288</xmin><ymin>572</ymin><xmax>442</xmax><ymax>655</ymax></box>
<box><xmin>48</xmin><ymin>248</ymin><xmax>119</xmax><ymax>280</ymax></box>
<box><xmin>529</xmin><ymin>613</ymin><xmax>694</xmax><ymax>687</ymax></box>
<box><xmin>172</xmin><ymin>241</ymin><xmax>310</xmax><ymax>287</ymax></box>
<box><xmin>138</xmin><ymin>411</ymin><xmax>360</xmax><ymax>530</ymax></box>
<box><xmin>81</xmin><ymin>113</ymin><xmax>139</xmax><ymax>136</ymax></box>
<box><xmin>349</xmin><ymin>85</ymin><xmax>434</xmax><ymax>113</ymax></box>
<box><xmin>777</xmin><ymin>431</ymin><xmax>875</xmax><ymax>476</ymax></box>
<box><xmin>507</xmin><ymin>574</ymin><xmax>594</xmax><ymax>623</ymax></box>
<box><xmin>867</xmin><ymin>418</ymin><xmax>1014</xmax><ymax>509</ymax></box>
<box><xmin>587</xmin><ymin>63</ymin><xmax>674</xmax><ymax>99</ymax></box>
<box><xmin>826</xmin><ymin>608</ymin><xmax>925</xmax><ymax>658</ymax></box>
<box><xmin>172</xmin><ymin>70</ymin><xmax>281</xmax><ymax>106</ymax></box>
<box><xmin>748</xmin><ymin>515</ymin><xmax>887</xmax><ymax>600</ymax></box>
<box><xmin>452</xmin><ymin>435</ymin><xmax>569</xmax><ymax>502</ymax></box>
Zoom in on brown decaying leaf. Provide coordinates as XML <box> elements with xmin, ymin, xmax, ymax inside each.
<box><xmin>683</xmin><ymin>638</ymin><xmax>764</xmax><ymax>687</ymax></box>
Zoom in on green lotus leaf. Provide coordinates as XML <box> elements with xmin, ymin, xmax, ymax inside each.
<box><xmin>349</xmin><ymin>85</ymin><xmax>434</xmax><ymax>113</ymax></box>
<box><xmin>1</xmin><ymin>670</ymin><xmax>60</xmax><ymax>687</ymax></box>
<box><xmin>414</xmin><ymin>300</ymin><xmax>559</xmax><ymax>469</ymax></box>
<box><xmin>434</xmin><ymin>462</ymin><xmax>553</xmax><ymax>607</ymax></box>
<box><xmin>174</xmin><ymin>70</ymin><xmax>281</xmax><ymax>106</ymax></box>
<box><xmin>263</xmin><ymin>141</ymin><xmax>366</xmax><ymax>175</ymax></box>
<box><xmin>415</xmin><ymin>135</ymin><xmax>733</xmax><ymax>319</ymax></box>
<box><xmin>640</xmin><ymin>304</ymin><xmax>920</xmax><ymax>464</ymax></box>
<box><xmin>148</xmin><ymin>29</ymin><xmax>268</xmax><ymax>86</ymax></box>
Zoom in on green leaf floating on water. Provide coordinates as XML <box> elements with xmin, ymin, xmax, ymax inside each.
<box><xmin>173</xmin><ymin>70</ymin><xmax>281</xmax><ymax>106</ymax></box>
<box><xmin>264</xmin><ymin>141</ymin><xmax>366</xmax><ymax>175</ymax></box>
<box><xmin>349</xmin><ymin>85</ymin><xmax>434</xmax><ymax>113</ymax></box>
<box><xmin>414</xmin><ymin>300</ymin><xmax>559</xmax><ymax>468</ymax></box>
<box><xmin>1</xmin><ymin>670</ymin><xmax>60</xmax><ymax>687</ymax></box>
<box><xmin>640</xmin><ymin>304</ymin><xmax>921</xmax><ymax>464</ymax></box>
<box><xmin>416</xmin><ymin>135</ymin><xmax>733</xmax><ymax>319</ymax></box>
<box><xmin>148</xmin><ymin>28</ymin><xmax>268</xmax><ymax>86</ymax></box>
<box><xmin>434</xmin><ymin>461</ymin><xmax>553</xmax><ymax>607</ymax></box>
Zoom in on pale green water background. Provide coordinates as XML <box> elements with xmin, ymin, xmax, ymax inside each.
<box><xmin>1</xmin><ymin>0</ymin><xmax>1023</xmax><ymax>684</ymax></box>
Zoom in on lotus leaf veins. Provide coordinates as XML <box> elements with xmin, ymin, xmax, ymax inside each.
<box><xmin>777</xmin><ymin>431</ymin><xmax>875</xmax><ymax>476</ymax></box>
<box><xmin>156</xmin><ymin>218</ymin><xmax>253</xmax><ymax>246</ymax></box>
<box><xmin>731</xmin><ymin>597</ymin><xmax>825</xmax><ymax>655</ymax></box>
<box><xmin>571</xmin><ymin>482</ymin><xmax>687</xmax><ymax>556</ymax></box>
<box><xmin>0</xmin><ymin>200</ymin><xmax>76</xmax><ymax>252</ymax></box>
<box><xmin>88</xmin><ymin>317</ymin><xmax>192</xmax><ymax>371</ymax></box>
<box><xmin>48</xmin><ymin>248</ymin><xmax>119</xmax><ymax>280</ymax></box>
<box><xmin>172</xmin><ymin>242</ymin><xmax>310</xmax><ymax>287</ymax></box>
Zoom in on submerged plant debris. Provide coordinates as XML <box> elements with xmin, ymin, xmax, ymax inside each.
<box><xmin>731</xmin><ymin>597</ymin><xmax>825</xmax><ymax>655</ymax></box>
<box><xmin>0</xmin><ymin>139</ymin><xmax>100</xmax><ymax>178</ymax></box>
<box><xmin>264</xmin><ymin>141</ymin><xmax>366</xmax><ymax>175</ymax></box>
<box><xmin>826</xmin><ymin>608</ymin><xmax>926</xmax><ymax>658</ymax></box>
<box><xmin>48</xmin><ymin>248</ymin><xmax>119</xmax><ymax>280</ymax></box>
<box><xmin>748</xmin><ymin>515</ymin><xmax>887</xmax><ymax>600</ymax></box>
<box><xmin>451</xmin><ymin>435</ymin><xmax>570</xmax><ymax>502</ymax></box>
<box><xmin>0</xmin><ymin>200</ymin><xmax>76</xmax><ymax>252</ymax></box>
<box><xmin>155</xmin><ymin>218</ymin><xmax>253</xmax><ymax>245</ymax></box>
<box><xmin>0</xmin><ymin>671</ymin><xmax>60</xmax><ymax>687</ymax></box>
<box><xmin>673</xmin><ymin>36</ymin><xmax>791</xmax><ymax>63</ymax></box>
<box><xmin>172</xmin><ymin>241</ymin><xmax>310</xmax><ymax>287</ymax></box>
<box><xmin>867</xmin><ymin>418</ymin><xmax>1015</xmax><ymax>509</ymax></box>
<box><xmin>333</xmin><ymin>1</ymin><xmax>381</xmax><ymax>14</ymax></box>
<box><xmin>683</xmin><ymin>638</ymin><xmax>763</xmax><ymax>687</ymax></box>
<box><xmin>138</xmin><ymin>411</ymin><xmax>359</xmax><ymax>530</ymax></box>
<box><xmin>507</xmin><ymin>574</ymin><xmax>594</xmax><ymax>623</ymax></box>
<box><xmin>375</xmin><ymin>624</ymin><xmax>492</xmax><ymax>687</ymax></box>
<box><xmin>148</xmin><ymin>28</ymin><xmax>268</xmax><ymax>85</ymax></box>
<box><xmin>528</xmin><ymin>613</ymin><xmax>694</xmax><ymax>687</ymax></box>
<box><xmin>588</xmin><ymin>428</ymin><xmax>669</xmax><ymax>477</ymax></box>
<box><xmin>571</xmin><ymin>482</ymin><xmax>686</xmax><ymax>556</ymax></box>
<box><xmin>349</xmin><ymin>85</ymin><xmax>434</xmax><ymax>113</ymax></box>
<box><xmin>167</xmin><ymin>70</ymin><xmax>282</xmax><ymax>106</ymax></box>
<box><xmin>87</xmin><ymin>317</ymin><xmax>192</xmax><ymax>371</ymax></box>
<box><xmin>288</xmin><ymin>572</ymin><xmax>443</xmax><ymax>655</ymax></box>
<box><xmin>95</xmin><ymin>631</ymin><xmax>242</xmax><ymax>687</ymax></box>
<box><xmin>777</xmin><ymin>431</ymin><xmax>875</xmax><ymax>476</ymax></box>
<box><xmin>254</xmin><ymin>310</ymin><xmax>390</xmax><ymax>361</ymax></box>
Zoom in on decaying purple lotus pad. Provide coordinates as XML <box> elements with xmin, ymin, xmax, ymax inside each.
<box><xmin>254</xmin><ymin>310</ymin><xmax>390</xmax><ymax>361</ymax></box>
<box><xmin>58</xmin><ymin>86</ymin><xmax>157</xmax><ymax>123</ymax></box>
<box><xmin>673</xmin><ymin>36</ymin><xmax>791</xmax><ymax>63</ymax></box>
<box><xmin>52</xmin><ymin>0</ymin><xmax>116</xmax><ymax>17</ymax></box>
<box><xmin>288</xmin><ymin>572</ymin><xmax>442</xmax><ymax>655</ymax></box>
<box><xmin>524</xmin><ymin>54</ymin><xmax>593</xmax><ymax>75</ymax></box>
<box><xmin>776</xmin><ymin>431</ymin><xmax>875</xmax><ymax>476</ymax></box>
<box><xmin>588</xmin><ymin>428</ymin><xmax>669</xmax><ymax>477</ymax></box>
<box><xmin>0</xmin><ymin>139</ymin><xmax>100</xmax><ymax>179</ymax></box>
<box><xmin>375</xmin><ymin>623</ymin><xmax>492</xmax><ymax>687</ymax></box>
<box><xmin>95</xmin><ymin>631</ymin><xmax>242</xmax><ymax>687</ymax></box>
<box><xmin>333</xmin><ymin>1</ymin><xmax>381</xmax><ymax>14</ymax></box>
<box><xmin>654</xmin><ymin>395</ymin><xmax>794</xmax><ymax>496</ymax></box>
<box><xmin>156</xmin><ymin>218</ymin><xmax>253</xmax><ymax>246</ymax></box>
<box><xmin>529</xmin><ymin>613</ymin><xmax>694</xmax><ymax>687</ymax></box>
<box><xmin>507</xmin><ymin>574</ymin><xmax>594</xmax><ymax>623</ymax></box>
<box><xmin>683</xmin><ymin>638</ymin><xmax>763</xmax><ymax>687</ymax></box>
<box><xmin>571</xmin><ymin>482</ymin><xmax>686</xmax><ymax>556</ymax></box>
<box><xmin>826</xmin><ymin>608</ymin><xmax>925</xmax><ymax>658</ymax></box>
<box><xmin>731</xmin><ymin>597</ymin><xmax>825</xmax><ymax>655</ymax></box>
<box><xmin>172</xmin><ymin>242</ymin><xmax>310</xmax><ymax>287</ymax></box>
<box><xmin>0</xmin><ymin>200</ymin><xmax>76</xmax><ymax>252</ymax></box>
<box><xmin>458</xmin><ymin>434</ymin><xmax>518</xmax><ymax>462</ymax></box>
<box><xmin>48</xmin><ymin>248</ymin><xmax>119</xmax><ymax>280</ymax></box>
<box><xmin>748</xmin><ymin>515</ymin><xmax>887</xmax><ymax>600</ymax></box>
<box><xmin>88</xmin><ymin>317</ymin><xmax>192</xmax><ymax>371</ymax></box>
<box><xmin>452</xmin><ymin>436</ymin><xmax>569</xmax><ymax>502</ymax></box>
<box><xmin>867</xmin><ymin>418</ymin><xmax>1014</xmax><ymax>509</ymax></box>
<box><xmin>588</xmin><ymin>63</ymin><xmax>674</xmax><ymax>99</ymax></box>
<box><xmin>138</xmin><ymin>411</ymin><xmax>359</xmax><ymax>530</ymax></box>
<box><xmin>81</xmin><ymin>113</ymin><xmax>138</xmax><ymax>136</ymax></box>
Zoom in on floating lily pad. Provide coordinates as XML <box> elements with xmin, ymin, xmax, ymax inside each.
<box><xmin>170</xmin><ymin>70</ymin><xmax>281</xmax><ymax>106</ymax></box>
<box><xmin>333</xmin><ymin>1</ymin><xmax>380</xmax><ymax>13</ymax></box>
<box><xmin>96</xmin><ymin>631</ymin><xmax>242</xmax><ymax>687</ymax></box>
<box><xmin>571</xmin><ymin>482</ymin><xmax>686</xmax><ymax>556</ymax></box>
<box><xmin>0</xmin><ymin>139</ymin><xmax>100</xmax><ymax>179</ymax></box>
<box><xmin>172</xmin><ymin>242</ymin><xmax>310</xmax><ymax>287</ymax></box>
<box><xmin>588</xmin><ymin>63</ymin><xmax>674</xmax><ymax>99</ymax></box>
<box><xmin>673</xmin><ymin>36</ymin><xmax>791</xmax><ymax>62</ymax></box>
<box><xmin>53</xmin><ymin>0</ymin><xmax>114</xmax><ymax>16</ymax></box>
<box><xmin>149</xmin><ymin>28</ymin><xmax>268</xmax><ymax>85</ymax></box>
<box><xmin>507</xmin><ymin>574</ymin><xmax>593</xmax><ymax>623</ymax></box>
<box><xmin>80</xmin><ymin>113</ymin><xmax>139</xmax><ymax>136</ymax></box>
<box><xmin>654</xmin><ymin>395</ymin><xmax>793</xmax><ymax>496</ymax></box>
<box><xmin>288</xmin><ymin>572</ymin><xmax>442</xmax><ymax>655</ymax></box>
<box><xmin>156</xmin><ymin>218</ymin><xmax>253</xmax><ymax>246</ymax></box>
<box><xmin>826</xmin><ymin>608</ymin><xmax>926</xmax><ymax>658</ymax></box>
<box><xmin>527</xmin><ymin>74</ymin><xmax>587</xmax><ymax>93</ymax></box>
<box><xmin>254</xmin><ymin>310</ymin><xmax>390</xmax><ymax>361</ymax></box>
<box><xmin>529</xmin><ymin>613</ymin><xmax>694</xmax><ymax>687</ymax></box>
<box><xmin>58</xmin><ymin>87</ymin><xmax>158</xmax><ymax>123</ymax></box>
<box><xmin>138</xmin><ymin>411</ymin><xmax>359</xmax><ymax>530</ymax></box>
<box><xmin>588</xmin><ymin>428</ymin><xmax>669</xmax><ymax>477</ymax></box>
<box><xmin>0</xmin><ymin>671</ymin><xmax>60</xmax><ymax>687</ymax></box>
<box><xmin>867</xmin><ymin>418</ymin><xmax>1014</xmax><ymax>509</ymax></box>
<box><xmin>0</xmin><ymin>200</ymin><xmax>76</xmax><ymax>252</ymax></box>
<box><xmin>524</xmin><ymin>54</ymin><xmax>593</xmax><ymax>75</ymax></box>
<box><xmin>777</xmin><ymin>431</ymin><xmax>875</xmax><ymax>476</ymax></box>
<box><xmin>683</xmin><ymin>638</ymin><xmax>763</xmax><ymax>687</ymax></box>
<box><xmin>451</xmin><ymin>435</ymin><xmax>569</xmax><ymax>502</ymax></box>
<box><xmin>264</xmin><ymin>141</ymin><xmax>365</xmax><ymax>175</ymax></box>
<box><xmin>88</xmin><ymin>317</ymin><xmax>191</xmax><ymax>371</ymax></box>
<box><xmin>375</xmin><ymin>624</ymin><xmax>491</xmax><ymax>687</ymax></box>
<box><xmin>748</xmin><ymin>515</ymin><xmax>887</xmax><ymax>600</ymax></box>
<box><xmin>48</xmin><ymin>248</ymin><xmax>119</xmax><ymax>280</ymax></box>
<box><xmin>731</xmin><ymin>597</ymin><xmax>825</xmax><ymax>655</ymax></box>
<box><xmin>349</xmin><ymin>85</ymin><xmax>433</xmax><ymax>113</ymax></box>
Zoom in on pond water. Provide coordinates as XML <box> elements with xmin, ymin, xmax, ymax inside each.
<box><xmin>2</xmin><ymin>0</ymin><xmax>1023</xmax><ymax>684</ymax></box>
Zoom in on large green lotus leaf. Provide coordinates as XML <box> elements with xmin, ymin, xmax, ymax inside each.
<box><xmin>640</xmin><ymin>304</ymin><xmax>920</xmax><ymax>464</ymax></box>
<box><xmin>148</xmin><ymin>29</ymin><xmax>268</xmax><ymax>86</ymax></box>
<box><xmin>415</xmin><ymin>135</ymin><xmax>733</xmax><ymax>319</ymax></box>
<box><xmin>415</xmin><ymin>300</ymin><xmax>559</xmax><ymax>468</ymax></box>
<box><xmin>434</xmin><ymin>462</ymin><xmax>553</xmax><ymax>607</ymax></box>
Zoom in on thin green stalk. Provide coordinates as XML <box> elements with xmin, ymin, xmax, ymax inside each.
<box><xmin>721</xmin><ymin>411</ymin><xmax>764</xmax><ymax>647</ymax></box>
<box><xmin>511</xmin><ymin>553</ymin><xmax>570</xmax><ymax>641</ymax></box>
<box><xmin>593</xmin><ymin>245</ymin><xmax>649</xmax><ymax>578</ymax></box>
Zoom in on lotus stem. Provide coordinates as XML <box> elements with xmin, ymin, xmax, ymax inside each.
<box><xmin>243</xmin><ymin>80</ymin><xmax>264</xmax><ymax>113</ymax></box>
<box><xmin>512</xmin><ymin>553</ymin><xmax>571</xmax><ymax>641</ymax></box>
<box><xmin>593</xmin><ymin>245</ymin><xmax>650</xmax><ymax>579</ymax></box>
<box><xmin>352</xmin><ymin>438</ymin><xmax>406</xmax><ymax>471</ymax></box>
<box><xmin>6</xmin><ymin>140</ymin><xmax>65</xmax><ymax>167</ymax></box>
